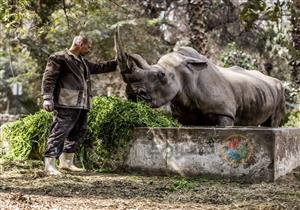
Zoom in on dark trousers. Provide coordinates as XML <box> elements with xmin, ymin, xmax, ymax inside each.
<box><xmin>45</xmin><ymin>108</ymin><xmax>88</xmax><ymax>158</ymax></box>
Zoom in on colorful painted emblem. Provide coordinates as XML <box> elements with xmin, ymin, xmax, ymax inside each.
<box><xmin>221</xmin><ymin>135</ymin><xmax>253</xmax><ymax>167</ymax></box>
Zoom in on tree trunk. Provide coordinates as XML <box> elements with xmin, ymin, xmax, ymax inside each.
<box><xmin>187</xmin><ymin>0</ymin><xmax>210</xmax><ymax>55</ymax></box>
<box><xmin>292</xmin><ymin>0</ymin><xmax>300</xmax><ymax>85</ymax></box>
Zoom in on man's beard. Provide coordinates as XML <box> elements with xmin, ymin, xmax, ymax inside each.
<box><xmin>80</xmin><ymin>50</ymin><xmax>90</xmax><ymax>56</ymax></box>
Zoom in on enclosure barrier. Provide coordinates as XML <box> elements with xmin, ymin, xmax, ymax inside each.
<box><xmin>124</xmin><ymin>127</ymin><xmax>300</xmax><ymax>182</ymax></box>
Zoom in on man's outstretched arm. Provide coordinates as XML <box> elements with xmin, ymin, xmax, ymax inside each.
<box><xmin>86</xmin><ymin>59</ymin><xmax>118</xmax><ymax>74</ymax></box>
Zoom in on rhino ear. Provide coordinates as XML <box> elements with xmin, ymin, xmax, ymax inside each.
<box><xmin>186</xmin><ymin>57</ymin><xmax>207</xmax><ymax>71</ymax></box>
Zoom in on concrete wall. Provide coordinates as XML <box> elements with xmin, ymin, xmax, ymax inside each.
<box><xmin>274</xmin><ymin>129</ymin><xmax>300</xmax><ymax>179</ymax></box>
<box><xmin>125</xmin><ymin>127</ymin><xmax>300</xmax><ymax>182</ymax></box>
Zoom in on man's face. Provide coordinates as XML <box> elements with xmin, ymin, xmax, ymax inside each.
<box><xmin>79</xmin><ymin>41</ymin><xmax>92</xmax><ymax>56</ymax></box>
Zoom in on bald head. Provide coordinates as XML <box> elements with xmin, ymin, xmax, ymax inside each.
<box><xmin>70</xmin><ymin>34</ymin><xmax>92</xmax><ymax>56</ymax></box>
<box><xmin>72</xmin><ymin>35</ymin><xmax>91</xmax><ymax>46</ymax></box>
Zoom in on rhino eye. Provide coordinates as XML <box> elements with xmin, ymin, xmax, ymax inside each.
<box><xmin>138</xmin><ymin>89</ymin><xmax>147</xmax><ymax>96</ymax></box>
<box><xmin>157</xmin><ymin>71</ymin><xmax>165</xmax><ymax>78</ymax></box>
<box><xmin>137</xmin><ymin>89</ymin><xmax>152</xmax><ymax>101</ymax></box>
<box><xmin>157</xmin><ymin>71</ymin><xmax>167</xmax><ymax>84</ymax></box>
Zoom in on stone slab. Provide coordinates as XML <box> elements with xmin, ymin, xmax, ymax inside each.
<box><xmin>124</xmin><ymin>127</ymin><xmax>300</xmax><ymax>182</ymax></box>
<box><xmin>274</xmin><ymin>129</ymin><xmax>300</xmax><ymax>179</ymax></box>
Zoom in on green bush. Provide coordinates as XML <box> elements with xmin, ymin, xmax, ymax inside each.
<box><xmin>221</xmin><ymin>42</ymin><xmax>258</xmax><ymax>70</ymax></box>
<box><xmin>283</xmin><ymin>81</ymin><xmax>300</xmax><ymax>111</ymax></box>
<box><xmin>284</xmin><ymin>109</ymin><xmax>300</xmax><ymax>128</ymax></box>
<box><xmin>0</xmin><ymin>96</ymin><xmax>180</xmax><ymax>170</ymax></box>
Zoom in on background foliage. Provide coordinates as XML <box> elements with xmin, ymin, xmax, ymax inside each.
<box><xmin>0</xmin><ymin>0</ymin><xmax>299</xmax><ymax>125</ymax></box>
<box><xmin>221</xmin><ymin>42</ymin><xmax>258</xmax><ymax>70</ymax></box>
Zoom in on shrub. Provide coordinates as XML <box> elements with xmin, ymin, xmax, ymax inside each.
<box><xmin>284</xmin><ymin>109</ymin><xmax>300</xmax><ymax>128</ymax></box>
<box><xmin>221</xmin><ymin>42</ymin><xmax>258</xmax><ymax>70</ymax></box>
<box><xmin>283</xmin><ymin>81</ymin><xmax>300</xmax><ymax>111</ymax></box>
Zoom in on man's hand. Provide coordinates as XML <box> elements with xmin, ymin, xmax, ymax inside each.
<box><xmin>43</xmin><ymin>99</ymin><xmax>54</xmax><ymax>112</ymax></box>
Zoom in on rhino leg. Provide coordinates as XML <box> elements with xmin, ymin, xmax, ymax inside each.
<box><xmin>270</xmin><ymin>94</ymin><xmax>285</xmax><ymax>127</ymax></box>
<box><xmin>217</xmin><ymin>116</ymin><xmax>234</xmax><ymax>126</ymax></box>
<box><xmin>205</xmin><ymin>114</ymin><xmax>234</xmax><ymax>126</ymax></box>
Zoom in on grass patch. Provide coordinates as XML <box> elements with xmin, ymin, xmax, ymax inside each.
<box><xmin>169</xmin><ymin>176</ymin><xmax>197</xmax><ymax>192</ymax></box>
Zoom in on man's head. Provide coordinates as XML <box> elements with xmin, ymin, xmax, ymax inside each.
<box><xmin>70</xmin><ymin>34</ymin><xmax>92</xmax><ymax>56</ymax></box>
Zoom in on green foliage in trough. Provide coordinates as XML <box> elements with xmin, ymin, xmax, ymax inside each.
<box><xmin>81</xmin><ymin>96</ymin><xmax>180</xmax><ymax>170</ymax></box>
<box><xmin>0</xmin><ymin>96</ymin><xmax>180</xmax><ymax>170</ymax></box>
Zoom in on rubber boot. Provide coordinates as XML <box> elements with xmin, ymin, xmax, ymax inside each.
<box><xmin>44</xmin><ymin>157</ymin><xmax>62</xmax><ymax>176</ymax></box>
<box><xmin>58</xmin><ymin>153</ymin><xmax>85</xmax><ymax>172</ymax></box>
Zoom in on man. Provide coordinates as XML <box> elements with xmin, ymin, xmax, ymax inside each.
<box><xmin>42</xmin><ymin>34</ymin><xmax>117</xmax><ymax>176</ymax></box>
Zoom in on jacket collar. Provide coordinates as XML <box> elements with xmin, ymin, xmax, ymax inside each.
<box><xmin>65</xmin><ymin>49</ymin><xmax>83</xmax><ymax>63</ymax></box>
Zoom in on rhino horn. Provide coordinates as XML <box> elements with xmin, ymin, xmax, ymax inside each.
<box><xmin>128</xmin><ymin>54</ymin><xmax>150</xmax><ymax>70</ymax></box>
<box><xmin>114</xmin><ymin>25</ymin><xmax>131</xmax><ymax>73</ymax></box>
<box><xmin>115</xmin><ymin>26</ymin><xmax>151</xmax><ymax>70</ymax></box>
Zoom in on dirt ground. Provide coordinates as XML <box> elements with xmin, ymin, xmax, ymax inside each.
<box><xmin>0</xmin><ymin>160</ymin><xmax>299</xmax><ymax>210</ymax></box>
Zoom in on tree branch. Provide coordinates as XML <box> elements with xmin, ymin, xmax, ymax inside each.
<box><xmin>107</xmin><ymin>0</ymin><xmax>131</xmax><ymax>13</ymax></box>
<box><xmin>62</xmin><ymin>0</ymin><xmax>70</xmax><ymax>30</ymax></box>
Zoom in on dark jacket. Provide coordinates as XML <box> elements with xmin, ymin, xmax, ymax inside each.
<box><xmin>42</xmin><ymin>50</ymin><xmax>117</xmax><ymax>110</ymax></box>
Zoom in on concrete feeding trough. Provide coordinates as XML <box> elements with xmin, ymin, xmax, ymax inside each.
<box><xmin>124</xmin><ymin>127</ymin><xmax>300</xmax><ymax>182</ymax></box>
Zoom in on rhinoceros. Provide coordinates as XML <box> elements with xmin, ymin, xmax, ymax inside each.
<box><xmin>114</xmin><ymin>28</ymin><xmax>285</xmax><ymax>126</ymax></box>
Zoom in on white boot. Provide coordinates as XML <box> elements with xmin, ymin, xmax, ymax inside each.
<box><xmin>58</xmin><ymin>153</ymin><xmax>85</xmax><ymax>172</ymax></box>
<box><xmin>44</xmin><ymin>157</ymin><xmax>62</xmax><ymax>176</ymax></box>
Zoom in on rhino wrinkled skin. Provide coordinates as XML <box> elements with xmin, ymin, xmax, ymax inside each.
<box><xmin>115</xmin><ymin>30</ymin><xmax>285</xmax><ymax>126</ymax></box>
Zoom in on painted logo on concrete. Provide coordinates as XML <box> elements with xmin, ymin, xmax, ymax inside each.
<box><xmin>221</xmin><ymin>135</ymin><xmax>253</xmax><ymax>167</ymax></box>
